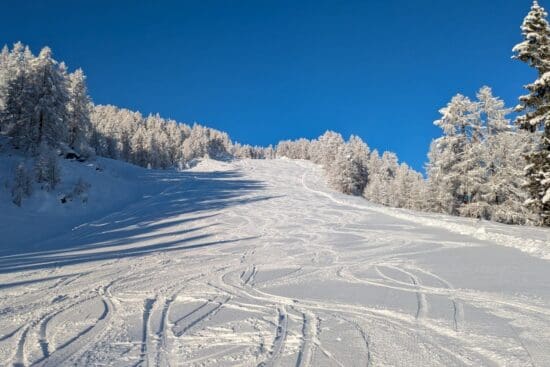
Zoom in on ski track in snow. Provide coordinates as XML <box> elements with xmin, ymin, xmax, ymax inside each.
<box><xmin>1</xmin><ymin>158</ymin><xmax>550</xmax><ymax>366</ymax></box>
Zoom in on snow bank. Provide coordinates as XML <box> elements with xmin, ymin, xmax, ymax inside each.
<box><xmin>298</xmin><ymin>160</ymin><xmax>550</xmax><ymax>260</ymax></box>
<box><xmin>0</xmin><ymin>147</ymin><xmax>175</xmax><ymax>252</ymax></box>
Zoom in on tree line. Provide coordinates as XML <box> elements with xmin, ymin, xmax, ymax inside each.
<box><xmin>1</xmin><ymin>1</ymin><xmax>549</xmax><ymax>226</ymax></box>
<box><xmin>275</xmin><ymin>1</ymin><xmax>550</xmax><ymax>226</ymax></box>
<box><xmin>0</xmin><ymin>43</ymin><xmax>267</xmax><ymax>205</ymax></box>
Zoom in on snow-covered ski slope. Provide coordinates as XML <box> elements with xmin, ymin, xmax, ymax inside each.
<box><xmin>1</xmin><ymin>158</ymin><xmax>550</xmax><ymax>366</ymax></box>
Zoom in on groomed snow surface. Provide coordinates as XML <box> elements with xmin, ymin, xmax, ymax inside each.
<box><xmin>1</xmin><ymin>158</ymin><xmax>550</xmax><ymax>366</ymax></box>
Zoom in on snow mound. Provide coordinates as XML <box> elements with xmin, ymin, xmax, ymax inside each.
<box><xmin>186</xmin><ymin>157</ymin><xmax>235</xmax><ymax>172</ymax></box>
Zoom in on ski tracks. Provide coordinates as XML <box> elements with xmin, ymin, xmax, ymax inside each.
<box><xmin>9</xmin><ymin>294</ymin><xmax>110</xmax><ymax>366</ymax></box>
<box><xmin>172</xmin><ymin>296</ymin><xmax>230</xmax><ymax>338</ymax></box>
<box><xmin>258</xmin><ymin>307</ymin><xmax>288</xmax><ymax>367</ymax></box>
<box><xmin>294</xmin><ymin>309</ymin><xmax>318</xmax><ymax>367</ymax></box>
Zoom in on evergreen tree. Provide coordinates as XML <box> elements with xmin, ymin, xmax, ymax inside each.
<box><xmin>363</xmin><ymin>151</ymin><xmax>399</xmax><ymax>206</ymax></box>
<box><xmin>0</xmin><ymin>43</ymin><xmax>34</xmax><ymax>145</ymax></box>
<box><xmin>347</xmin><ymin>135</ymin><xmax>370</xmax><ymax>188</ymax></box>
<box><xmin>477</xmin><ymin>86</ymin><xmax>511</xmax><ymax>136</ymax></box>
<box><xmin>513</xmin><ymin>0</ymin><xmax>550</xmax><ymax>225</ymax></box>
<box><xmin>0</xmin><ymin>45</ymin><xmax>11</xmax><ymax>120</ymax></box>
<box><xmin>130</xmin><ymin>125</ymin><xmax>149</xmax><ymax>167</ymax></box>
<box><xmin>66</xmin><ymin>68</ymin><xmax>92</xmax><ymax>153</ymax></box>
<box><xmin>23</xmin><ymin>47</ymin><xmax>69</xmax><ymax>152</ymax></box>
<box><xmin>427</xmin><ymin>94</ymin><xmax>479</xmax><ymax>214</ymax></box>
<box><xmin>310</xmin><ymin>131</ymin><xmax>345</xmax><ymax>167</ymax></box>
<box><xmin>328</xmin><ymin>143</ymin><xmax>364</xmax><ymax>195</ymax></box>
<box><xmin>485</xmin><ymin>130</ymin><xmax>534</xmax><ymax>224</ymax></box>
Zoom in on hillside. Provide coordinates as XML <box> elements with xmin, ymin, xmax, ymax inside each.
<box><xmin>0</xmin><ymin>158</ymin><xmax>549</xmax><ymax>366</ymax></box>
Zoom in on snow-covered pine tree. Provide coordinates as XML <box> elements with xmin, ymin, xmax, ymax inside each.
<box><xmin>328</xmin><ymin>143</ymin><xmax>364</xmax><ymax>195</ymax></box>
<box><xmin>165</xmin><ymin>119</ymin><xmax>185</xmax><ymax>164</ymax></box>
<box><xmin>390</xmin><ymin>163</ymin><xmax>425</xmax><ymax>210</ymax></box>
<box><xmin>0</xmin><ymin>43</ymin><xmax>35</xmax><ymax>145</ymax></box>
<box><xmin>206</xmin><ymin>129</ymin><xmax>232</xmax><ymax>160</ymax></box>
<box><xmin>66</xmin><ymin>68</ymin><xmax>92</xmax><ymax>154</ymax></box>
<box><xmin>477</xmin><ymin>86</ymin><xmax>511</xmax><ymax>136</ymax></box>
<box><xmin>485</xmin><ymin>130</ymin><xmax>534</xmax><ymax>224</ymax></box>
<box><xmin>275</xmin><ymin>138</ymin><xmax>311</xmax><ymax>160</ymax></box>
<box><xmin>144</xmin><ymin>114</ymin><xmax>166</xmax><ymax>168</ymax></box>
<box><xmin>427</xmin><ymin>94</ymin><xmax>479</xmax><ymax>215</ymax></box>
<box><xmin>513</xmin><ymin>0</ymin><xmax>550</xmax><ymax>133</ymax></box>
<box><xmin>513</xmin><ymin>0</ymin><xmax>550</xmax><ymax>225</ymax></box>
<box><xmin>363</xmin><ymin>151</ymin><xmax>399</xmax><ymax>206</ymax></box>
<box><xmin>309</xmin><ymin>131</ymin><xmax>345</xmax><ymax>167</ymax></box>
<box><xmin>26</xmin><ymin>47</ymin><xmax>69</xmax><ymax>152</ymax></box>
<box><xmin>456</xmin><ymin>87</ymin><xmax>510</xmax><ymax>220</ymax></box>
<box><xmin>0</xmin><ymin>45</ymin><xmax>11</xmax><ymax>120</ymax></box>
<box><xmin>182</xmin><ymin>124</ymin><xmax>209</xmax><ymax>161</ymax></box>
<box><xmin>130</xmin><ymin>125</ymin><xmax>149</xmax><ymax>167</ymax></box>
<box><xmin>347</xmin><ymin>135</ymin><xmax>370</xmax><ymax>188</ymax></box>
<box><xmin>473</xmin><ymin>87</ymin><xmax>530</xmax><ymax>223</ymax></box>
<box><xmin>362</xmin><ymin>150</ymin><xmax>382</xmax><ymax>203</ymax></box>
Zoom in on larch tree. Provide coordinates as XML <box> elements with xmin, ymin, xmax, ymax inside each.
<box><xmin>460</xmin><ymin>87</ymin><xmax>511</xmax><ymax>220</ymax></box>
<box><xmin>347</xmin><ymin>135</ymin><xmax>370</xmax><ymax>190</ymax></box>
<box><xmin>310</xmin><ymin>131</ymin><xmax>345</xmax><ymax>167</ymax></box>
<box><xmin>27</xmin><ymin>47</ymin><xmax>69</xmax><ymax>152</ymax></box>
<box><xmin>328</xmin><ymin>143</ymin><xmax>364</xmax><ymax>195</ymax></box>
<box><xmin>66</xmin><ymin>68</ymin><xmax>92</xmax><ymax>153</ymax></box>
<box><xmin>0</xmin><ymin>43</ymin><xmax>35</xmax><ymax>147</ymax></box>
<box><xmin>0</xmin><ymin>45</ymin><xmax>11</xmax><ymax>121</ymax></box>
<box><xmin>427</xmin><ymin>94</ymin><xmax>479</xmax><ymax>214</ymax></box>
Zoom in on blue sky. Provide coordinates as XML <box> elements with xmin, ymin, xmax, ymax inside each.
<box><xmin>2</xmin><ymin>0</ymin><xmax>536</xmax><ymax>172</ymax></box>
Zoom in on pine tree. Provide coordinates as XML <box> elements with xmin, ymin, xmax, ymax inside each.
<box><xmin>130</xmin><ymin>125</ymin><xmax>149</xmax><ymax>167</ymax></box>
<box><xmin>390</xmin><ymin>163</ymin><xmax>426</xmax><ymax>210</ymax></box>
<box><xmin>328</xmin><ymin>143</ymin><xmax>364</xmax><ymax>195</ymax></box>
<box><xmin>0</xmin><ymin>45</ymin><xmax>11</xmax><ymax>121</ymax></box>
<box><xmin>9</xmin><ymin>46</ymin><xmax>70</xmax><ymax>153</ymax></box>
<box><xmin>477</xmin><ymin>86</ymin><xmax>511</xmax><ymax>136</ymax></box>
<box><xmin>513</xmin><ymin>0</ymin><xmax>550</xmax><ymax>225</ymax></box>
<box><xmin>310</xmin><ymin>131</ymin><xmax>345</xmax><ymax>167</ymax></box>
<box><xmin>427</xmin><ymin>94</ymin><xmax>479</xmax><ymax>214</ymax></box>
<box><xmin>0</xmin><ymin>43</ymin><xmax>35</xmax><ymax>145</ymax></box>
<box><xmin>485</xmin><ymin>130</ymin><xmax>534</xmax><ymax>224</ymax></box>
<box><xmin>363</xmin><ymin>151</ymin><xmax>399</xmax><ymax>206</ymax></box>
<box><xmin>347</xmin><ymin>135</ymin><xmax>370</xmax><ymax>189</ymax></box>
<box><xmin>66</xmin><ymin>68</ymin><xmax>92</xmax><ymax>153</ymax></box>
<box><xmin>473</xmin><ymin>87</ymin><xmax>530</xmax><ymax>223</ymax></box>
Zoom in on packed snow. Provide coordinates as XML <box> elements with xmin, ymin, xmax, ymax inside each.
<box><xmin>1</xmin><ymin>158</ymin><xmax>550</xmax><ymax>366</ymax></box>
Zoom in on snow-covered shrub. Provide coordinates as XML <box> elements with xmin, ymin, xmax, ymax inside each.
<box><xmin>35</xmin><ymin>144</ymin><xmax>61</xmax><ymax>191</ymax></box>
<box><xmin>459</xmin><ymin>201</ymin><xmax>492</xmax><ymax>220</ymax></box>
<box><xmin>73</xmin><ymin>178</ymin><xmax>90</xmax><ymax>196</ymax></box>
<box><xmin>11</xmin><ymin>162</ymin><xmax>32</xmax><ymax>206</ymax></box>
<box><xmin>60</xmin><ymin>177</ymin><xmax>90</xmax><ymax>204</ymax></box>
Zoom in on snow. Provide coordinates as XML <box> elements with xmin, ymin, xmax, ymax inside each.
<box><xmin>0</xmin><ymin>147</ymin><xmax>176</xmax><ymax>252</ymax></box>
<box><xmin>1</xmin><ymin>158</ymin><xmax>550</xmax><ymax>366</ymax></box>
<box><xmin>543</xmin><ymin>187</ymin><xmax>550</xmax><ymax>204</ymax></box>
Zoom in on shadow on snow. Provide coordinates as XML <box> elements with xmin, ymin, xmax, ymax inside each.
<box><xmin>0</xmin><ymin>169</ymin><xmax>277</xmax><ymax>274</ymax></box>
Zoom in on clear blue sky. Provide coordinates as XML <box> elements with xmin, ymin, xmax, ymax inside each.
<box><xmin>2</xmin><ymin>0</ymin><xmax>536</xmax><ymax>172</ymax></box>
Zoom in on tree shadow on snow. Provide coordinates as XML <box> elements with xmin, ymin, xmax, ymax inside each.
<box><xmin>0</xmin><ymin>169</ymin><xmax>277</xmax><ymax>274</ymax></box>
